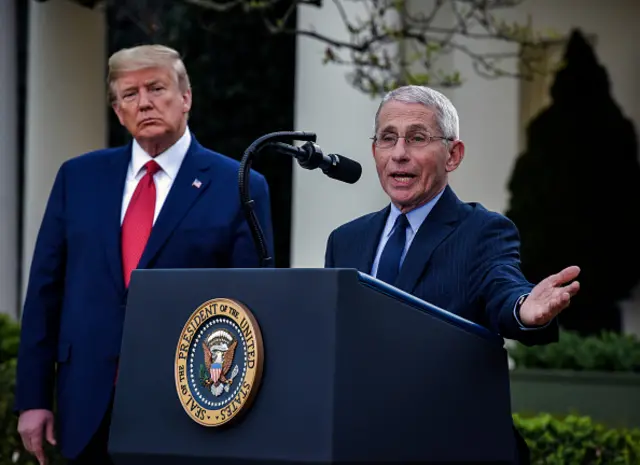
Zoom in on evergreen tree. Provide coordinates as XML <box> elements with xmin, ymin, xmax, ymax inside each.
<box><xmin>506</xmin><ymin>29</ymin><xmax>640</xmax><ymax>336</ymax></box>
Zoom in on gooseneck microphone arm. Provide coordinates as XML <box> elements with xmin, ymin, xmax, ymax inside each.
<box><xmin>238</xmin><ymin>131</ymin><xmax>317</xmax><ymax>268</ymax></box>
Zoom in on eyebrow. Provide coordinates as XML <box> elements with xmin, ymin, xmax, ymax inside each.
<box><xmin>379</xmin><ymin>123</ymin><xmax>431</xmax><ymax>133</ymax></box>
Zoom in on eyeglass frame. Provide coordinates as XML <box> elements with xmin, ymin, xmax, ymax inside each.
<box><xmin>370</xmin><ymin>131</ymin><xmax>455</xmax><ymax>149</ymax></box>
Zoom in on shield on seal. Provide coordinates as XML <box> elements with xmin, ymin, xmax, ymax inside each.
<box><xmin>210</xmin><ymin>362</ymin><xmax>222</xmax><ymax>384</ymax></box>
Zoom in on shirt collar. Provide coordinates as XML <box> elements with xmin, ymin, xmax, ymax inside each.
<box><xmin>386</xmin><ymin>187</ymin><xmax>446</xmax><ymax>236</ymax></box>
<box><xmin>130</xmin><ymin>126</ymin><xmax>192</xmax><ymax>180</ymax></box>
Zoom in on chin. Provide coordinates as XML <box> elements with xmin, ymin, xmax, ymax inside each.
<box><xmin>136</xmin><ymin>125</ymin><xmax>168</xmax><ymax>139</ymax></box>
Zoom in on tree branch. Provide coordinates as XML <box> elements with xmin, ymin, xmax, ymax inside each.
<box><xmin>102</xmin><ymin>0</ymin><xmax>558</xmax><ymax>96</ymax></box>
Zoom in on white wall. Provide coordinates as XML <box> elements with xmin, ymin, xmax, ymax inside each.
<box><xmin>0</xmin><ymin>0</ymin><xmax>18</xmax><ymax>318</ymax></box>
<box><xmin>291</xmin><ymin>1</ymin><xmax>393</xmax><ymax>268</ymax></box>
<box><xmin>291</xmin><ymin>0</ymin><xmax>640</xmax><ymax>334</ymax></box>
<box><xmin>22</xmin><ymin>0</ymin><xmax>107</xmax><ymax>299</ymax></box>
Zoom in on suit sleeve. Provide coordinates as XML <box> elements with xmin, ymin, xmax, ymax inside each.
<box><xmin>230</xmin><ymin>172</ymin><xmax>275</xmax><ymax>268</ymax></box>
<box><xmin>15</xmin><ymin>165</ymin><xmax>68</xmax><ymax>412</ymax></box>
<box><xmin>468</xmin><ymin>214</ymin><xmax>558</xmax><ymax>346</ymax></box>
<box><xmin>324</xmin><ymin>231</ymin><xmax>335</xmax><ymax>268</ymax></box>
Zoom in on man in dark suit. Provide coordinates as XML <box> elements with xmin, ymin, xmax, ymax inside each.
<box><xmin>15</xmin><ymin>44</ymin><xmax>273</xmax><ymax>465</ymax></box>
<box><xmin>324</xmin><ymin>85</ymin><xmax>580</xmax><ymax>463</ymax></box>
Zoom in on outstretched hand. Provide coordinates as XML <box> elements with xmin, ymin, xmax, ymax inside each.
<box><xmin>519</xmin><ymin>266</ymin><xmax>581</xmax><ymax>327</ymax></box>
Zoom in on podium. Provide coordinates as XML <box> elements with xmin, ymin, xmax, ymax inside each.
<box><xmin>108</xmin><ymin>268</ymin><xmax>516</xmax><ymax>464</ymax></box>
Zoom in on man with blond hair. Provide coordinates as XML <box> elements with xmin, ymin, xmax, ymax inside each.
<box><xmin>324</xmin><ymin>85</ymin><xmax>580</xmax><ymax>464</ymax></box>
<box><xmin>14</xmin><ymin>44</ymin><xmax>274</xmax><ymax>464</ymax></box>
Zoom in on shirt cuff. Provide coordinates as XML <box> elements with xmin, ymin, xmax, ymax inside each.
<box><xmin>513</xmin><ymin>293</ymin><xmax>552</xmax><ymax>330</ymax></box>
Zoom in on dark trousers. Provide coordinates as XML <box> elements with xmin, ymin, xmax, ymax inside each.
<box><xmin>68</xmin><ymin>397</ymin><xmax>114</xmax><ymax>465</ymax></box>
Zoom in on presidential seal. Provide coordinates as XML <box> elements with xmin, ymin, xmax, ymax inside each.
<box><xmin>174</xmin><ymin>298</ymin><xmax>264</xmax><ymax>427</ymax></box>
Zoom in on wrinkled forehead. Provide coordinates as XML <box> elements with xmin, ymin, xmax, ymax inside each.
<box><xmin>114</xmin><ymin>66</ymin><xmax>177</xmax><ymax>90</ymax></box>
<box><xmin>377</xmin><ymin>101</ymin><xmax>439</xmax><ymax>134</ymax></box>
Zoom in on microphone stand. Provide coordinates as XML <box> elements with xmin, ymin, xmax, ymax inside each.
<box><xmin>238</xmin><ymin>131</ymin><xmax>317</xmax><ymax>268</ymax></box>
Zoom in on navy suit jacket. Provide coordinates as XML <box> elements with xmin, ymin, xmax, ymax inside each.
<box><xmin>324</xmin><ymin>185</ymin><xmax>558</xmax><ymax>345</ymax></box>
<box><xmin>324</xmin><ymin>185</ymin><xmax>556</xmax><ymax>463</ymax></box>
<box><xmin>14</xmin><ymin>136</ymin><xmax>273</xmax><ymax>459</ymax></box>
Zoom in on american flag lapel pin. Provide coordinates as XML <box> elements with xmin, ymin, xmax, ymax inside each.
<box><xmin>192</xmin><ymin>178</ymin><xmax>202</xmax><ymax>189</ymax></box>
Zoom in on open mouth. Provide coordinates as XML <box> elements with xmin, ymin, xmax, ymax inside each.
<box><xmin>390</xmin><ymin>172</ymin><xmax>417</xmax><ymax>183</ymax></box>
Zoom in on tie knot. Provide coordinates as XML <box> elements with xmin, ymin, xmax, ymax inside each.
<box><xmin>395</xmin><ymin>213</ymin><xmax>409</xmax><ymax>230</ymax></box>
<box><xmin>144</xmin><ymin>160</ymin><xmax>161</xmax><ymax>177</ymax></box>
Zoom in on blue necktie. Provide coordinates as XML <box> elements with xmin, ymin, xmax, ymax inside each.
<box><xmin>376</xmin><ymin>214</ymin><xmax>409</xmax><ymax>285</ymax></box>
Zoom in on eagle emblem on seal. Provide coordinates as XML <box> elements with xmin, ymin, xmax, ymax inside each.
<box><xmin>200</xmin><ymin>329</ymin><xmax>240</xmax><ymax>397</ymax></box>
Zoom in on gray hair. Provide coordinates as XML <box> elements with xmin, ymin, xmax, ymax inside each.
<box><xmin>374</xmin><ymin>85</ymin><xmax>460</xmax><ymax>140</ymax></box>
<box><xmin>107</xmin><ymin>44</ymin><xmax>191</xmax><ymax>102</ymax></box>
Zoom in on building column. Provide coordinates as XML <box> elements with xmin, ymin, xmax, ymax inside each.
<box><xmin>22</xmin><ymin>0</ymin><xmax>108</xmax><ymax>301</ymax></box>
<box><xmin>0</xmin><ymin>0</ymin><xmax>18</xmax><ymax>318</ymax></box>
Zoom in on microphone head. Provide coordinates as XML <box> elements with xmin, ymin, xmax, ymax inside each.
<box><xmin>324</xmin><ymin>154</ymin><xmax>362</xmax><ymax>184</ymax></box>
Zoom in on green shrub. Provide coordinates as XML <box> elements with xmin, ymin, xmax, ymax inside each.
<box><xmin>0</xmin><ymin>314</ymin><xmax>64</xmax><ymax>465</ymax></box>
<box><xmin>509</xmin><ymin>330</ymin><xmax>640</xmax><ymax>372</ymax></box>
<box><xmin>515</xmin><ymin>413</ymin><xmax>640</xmax><ymax>464</ymax></box>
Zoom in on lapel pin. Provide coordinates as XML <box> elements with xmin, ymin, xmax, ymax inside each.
<box><xmin>192</xmin><ymin>178</ymin><xmax>202</xmax><ymax>189</ymax></box>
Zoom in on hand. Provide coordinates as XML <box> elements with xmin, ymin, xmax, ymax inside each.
<box><xmin>17</xmin><ymin>409</ymin><xmax>56</xmax><ymax>465</ymax></box>
<box><xmin>519</xmin><ymin>266</ymin><xmax>581</xmax><ymax>327</ymax></box>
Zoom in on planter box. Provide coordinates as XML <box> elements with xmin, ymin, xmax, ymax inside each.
<box><xmin>509</xmin><ymin>368</ymin><xmax>640</xmax><ymax>428</ymax></box>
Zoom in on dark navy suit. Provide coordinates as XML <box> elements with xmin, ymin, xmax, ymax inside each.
<box><xmin>324</xmin><ymin>185</ymin><xmax>556</xmax><ymax>463</ymax></box>
<box><xmin>14</xmin><ymin>136</ymin><xmax>273</xmax><ymax>459</ymax></box>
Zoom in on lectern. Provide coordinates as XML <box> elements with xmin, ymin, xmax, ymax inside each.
<box><xmin>108</xmin><ymin>268</ymin><xmax>515</xmax><ymax>464</ymax></box>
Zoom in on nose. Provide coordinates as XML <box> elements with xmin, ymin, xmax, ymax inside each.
<box><xmin>137</xmin><ymin>89</ymin><xmax>153</xmax><ymax>109</ymax></box>
<box><xmin>390</xmin><ymin>138</ymin><xmax>409</xmax><ymax>162</ymax></box>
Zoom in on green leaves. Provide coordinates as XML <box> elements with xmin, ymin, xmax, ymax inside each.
<box><xmin>514</xmin><ymin>413</ymin><xmax>640</xmax><ymax>464</ymax></box>
<box><xmin>509</xmin><ymin>331</ymin><xmax>640</xmax><ymax>372</ymax></box>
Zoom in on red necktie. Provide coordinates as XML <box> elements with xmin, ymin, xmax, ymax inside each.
<box><xmin>121</xmin><ymin>160</ymin><xmax>161</xmax><ymax>288</ymax></box>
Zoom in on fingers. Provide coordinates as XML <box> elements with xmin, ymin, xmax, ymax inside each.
<box><xmin>565</xmin><ymin>280</ymin><xmax>580</xmax><ymax>297</ymax></box>
<box><xmin>31</xmin><ymin>435</ymin><xmax>46</xmax><ymax>465</ymax></box>
<box><xmin>547</xmin><ymin>290</ymin><xmax>572</xmax><ymax>315</ymax></box>
<box><xmin>45</xmin><ymin>416</ymin><xmax>56</xmax><ymax>446</ymax></box>
<box><xmin>551</xmin><ymin>265</ymin><xmax>581</xmax><ymax>286</ymax></box>
<box><xmin>17</xmin><ymin>410</ymin><xmax>53</xmax><ymax>465</ymax></box>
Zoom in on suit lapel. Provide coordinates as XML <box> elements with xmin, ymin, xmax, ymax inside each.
<box><xmin>356</xmin><ymin>206</ymin><xmax>389</xmax><ymax>273</ymax></box>
<box><xmin>395</xmin><ymin>185</ymin><xmax>461</xmax><ymax>293</ymax></box>
<box><xmin>102</xmin><ymin>144</ymin><xmax>133</xmax><ymax>292</ymax></box>
<box><xmin>137</xmin><ymin>139</ymin><xmax>212</xmax><ymax>270</ymax></box>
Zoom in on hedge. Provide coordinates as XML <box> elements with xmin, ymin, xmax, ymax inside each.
<box><xmin>509</xmin><ymin>330</ymin><xmax>640</xmax><ymax>372</ymax></box>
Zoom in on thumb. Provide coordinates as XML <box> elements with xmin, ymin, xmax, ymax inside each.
<box><xmin>45</xmin><ymin>417</ymin><xmax>56</xmax><ymax>446</ymax></box>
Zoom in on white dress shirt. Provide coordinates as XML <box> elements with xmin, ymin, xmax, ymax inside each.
<box><xmin>120</xmin><ymin>128</ymin><xmax>192</xmax><ymax>225</ymax></box>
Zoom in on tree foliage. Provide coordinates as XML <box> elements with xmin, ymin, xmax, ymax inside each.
<box><xmin>74</xmin><ymin>0</ymin><xmax>556</xmax><ymax>96</ymax></box>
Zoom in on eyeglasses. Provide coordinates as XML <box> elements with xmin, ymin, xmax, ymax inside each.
<box><xmin>371</xmin><ymin>132</ymin><xmax>454</xmax><ymax>149</ymax></box>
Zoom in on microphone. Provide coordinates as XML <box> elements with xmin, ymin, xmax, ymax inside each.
<box><xmin>238</xmin><ymin>130</ymin><xmax>359</xmax><ymax>268</ymax></box>
<box><xmin>267</xmin><ymin>141</ymin><xmax>362</xmax><ymax>184</ymax></box>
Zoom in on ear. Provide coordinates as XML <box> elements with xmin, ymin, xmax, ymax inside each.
<box><xmin>182</xmin><ymin>88</ymin><xmax>193</xmax><ymax>114</ymax></box>
<box><xmin>111</xmin><ymin>101</ymin><xmax>125</xmax><ymax>126</ymax></box>
<box><xmin>445</xmin><ymin>140</ymin><xmax>465</xmax><ymax>172</ymax></box>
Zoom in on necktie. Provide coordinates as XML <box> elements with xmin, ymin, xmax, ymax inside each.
<box><xmin>376</xmin><ymin>214</ymin><xmax>409</xmax><ymax>285</ymax></box>
<box><xmin>121</xmin><ymin>160</ymin><xmax>161</xmax><ymax>288</ymax></box>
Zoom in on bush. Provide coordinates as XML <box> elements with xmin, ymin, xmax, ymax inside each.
<box><xmin>0</xmin><ymin>314</ymin><xmax>64</xmax><ymax>465</ymax></box>
<box><xmin>509</xmin><ymin>330</ymin><xmax>640</xmax><ymax>372</ymax></box>
<box><xmin>515</xmin><ymin>413</ymin><xmax>640</xmax><ymax>464</ymax></box>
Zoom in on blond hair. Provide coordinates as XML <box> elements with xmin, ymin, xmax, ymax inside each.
<box><xmin>107</xmin><ymin>44</ymin><xmax>191</xmax><ymax>102</ymax></box>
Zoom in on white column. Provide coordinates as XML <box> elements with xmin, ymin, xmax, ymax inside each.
<box><xmin>22</xmin><ymin>0</ymin><xmax>107</xmax><ymax>300</ymax></box>
<box><xmin>0</xmin><ymin>0</ymin><xmax>18</xmax><ymax>318</ymax></box>
<box><xmin>291</xmin><ymin>2</ymin><xmax>394</xmax><ymax>268</ymax></box>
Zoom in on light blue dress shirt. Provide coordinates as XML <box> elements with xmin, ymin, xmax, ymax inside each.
<box><xmin>370</xmin><ymin>187</ymin><xmax>546</xmax><ymax>331</ymax></box>
<box><xmin>370</xmin><ymin>188</ymin><xmax>445</xmax><ymax>278</ymax></box>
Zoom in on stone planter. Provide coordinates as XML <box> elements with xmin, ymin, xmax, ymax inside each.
<box><xmin>509</xmin><ymin>368</ymin><xmax>640</xmax><ymax>428</ymax></box>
